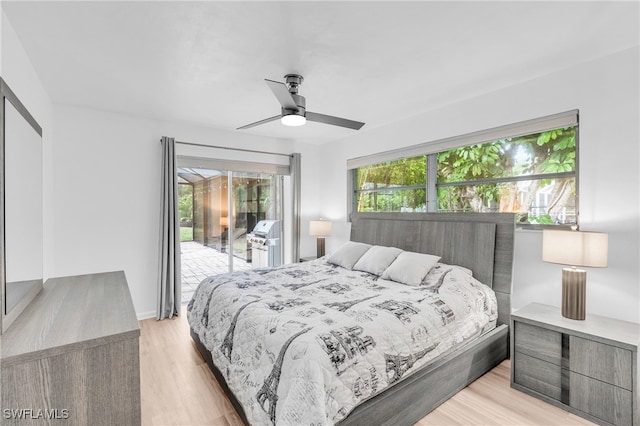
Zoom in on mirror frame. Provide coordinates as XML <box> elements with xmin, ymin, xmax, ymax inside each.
<box><xmin>0</xmin><ymin>77</ymin><xmax>44</xmax><ymax>333</ymax></box>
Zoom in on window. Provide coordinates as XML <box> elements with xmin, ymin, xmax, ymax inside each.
<box><xmin>351</xmin><ymin>112</ymin><xmax>578</xmax><ymax>227</ymax></box>
<box><xmin>355</xmin><ymin>155</ymin><xmax>426</xmax><ymax>212</ymax></box>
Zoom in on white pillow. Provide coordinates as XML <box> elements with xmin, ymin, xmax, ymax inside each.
<box><xmin>352</xmin><ymin>245</ymin><xmax>403</xmax><ymax>276</ymax></box>
<box><xmin>326</xmin><ymin>241</ymin><xmax>372</xmax><ymax>269</ymax></box>
<box><xmin>381</xmin><ymin>251</ymin><xmax>442</xmax><ymax>286</ymax></box>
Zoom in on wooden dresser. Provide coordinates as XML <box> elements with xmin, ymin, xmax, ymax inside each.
<box><xmin>1</xmin><ymin>271</ymin><xmax>140</xmax><ymax>425</ymax></box>
<box><xmin>511</xmin><ymin>303</ymin><xmax>639</xmax><ymax>426</ymax></box>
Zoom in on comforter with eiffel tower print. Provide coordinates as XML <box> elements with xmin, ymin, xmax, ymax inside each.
<box><xmin>187</xmin><ymin>259</ymin><xmax>497</xmax><ymax>425</ymax></box>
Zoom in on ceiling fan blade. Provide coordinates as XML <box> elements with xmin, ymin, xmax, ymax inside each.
<box><xmin>265</xmin><ymin>79</ymin><xmax>299</xmax><ymax>111</ymax></box>
<box><xmin>306</xmin><ymin>112</ymin><xmax>365</xmax><ymax>130</ymax></box>
<box><xmin>237</xmin><ymin>115</ymin><xmax>281</xmax><ymax>130</ymax></box>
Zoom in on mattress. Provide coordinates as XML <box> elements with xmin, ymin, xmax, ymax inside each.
<box><xmin>187</xmin><ymin>259</ymin><xmax>498</xmax><ymax>425</ymax></box>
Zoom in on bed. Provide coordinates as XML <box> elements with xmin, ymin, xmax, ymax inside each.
<box><xmin>188</xmin><ymin>212</ymin><xmax>515</xmax><ymax>425</ymax></box>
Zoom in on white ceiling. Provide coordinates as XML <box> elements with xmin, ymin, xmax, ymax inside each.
<box><xmin>3</xmin><ymin>1</ymin><xmax>638</xmax><ymax>144</ymax></box>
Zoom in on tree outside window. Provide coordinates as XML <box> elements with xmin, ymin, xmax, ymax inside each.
<box><xmin>355</xmin><ymin>155</ymin><xmax>426</xmax><ymax>212</ymax></box>
<box><xmin>354</xmin><ymin>126</ymin><xmax>577</xmax><ymax>227</ymax></box>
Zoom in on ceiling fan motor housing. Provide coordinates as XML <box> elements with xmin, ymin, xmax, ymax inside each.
<box><xmin>284</xmin><ymin>74</ymin><xmax>304</xmax><ymax>92</ymax></box>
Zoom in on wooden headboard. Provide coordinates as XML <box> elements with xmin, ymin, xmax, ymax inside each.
<box><xmin>350</xmin><ymin>212</ymin><xmax>515</xmax><ymax>326</ymax></box>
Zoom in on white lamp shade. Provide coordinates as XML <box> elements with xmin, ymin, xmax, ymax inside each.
<box><xmin>542</xmin><ymin>230</ymin><xmax>608</xmax><ymax>268</ymax></box>
<box><xmin>309</xmin><ymin>220</ymin><xmax>332</xmax><ymax>237</ymax></box>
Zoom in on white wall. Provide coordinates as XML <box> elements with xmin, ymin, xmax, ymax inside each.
<box><xmin>310</xmin><ymin>47</ymin><xmax>640</xmax><ymax>324</ymax></box>
<box><xmin>51</xmin><ymin>105</ymin><xmax>321</xmax><ymax>318</ymax></box>
<box><xmin>1</xmin><ymin>10</ymin><xmax>54</xmax><ymax>278</ymax></box>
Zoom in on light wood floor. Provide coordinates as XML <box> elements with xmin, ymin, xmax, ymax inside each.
<box><xmin>140</xmin><ymin>313</ymin><xmax>595</xmax><ymax>426</ymax></box>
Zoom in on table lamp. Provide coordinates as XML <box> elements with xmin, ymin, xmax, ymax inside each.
<box><xmin>309</xmin><ymin>219</ymin><xmax>332</xmax><ymax>258</ymax></box>
<box><xmin>542</xmin><ymin>229</ymin><xmax>608</xmax><ymax>320</ymax></box>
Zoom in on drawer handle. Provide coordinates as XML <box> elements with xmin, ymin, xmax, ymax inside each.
<box><xmin>561</xmin><ymin>333</ymin><xmax>570</xmax><ymax>404</ymax></box>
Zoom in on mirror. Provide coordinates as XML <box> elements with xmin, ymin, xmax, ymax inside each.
<box><xmin>1</xmin><ymin>78</ymin><xmax>43</xmax><ymax>333</ymax></box>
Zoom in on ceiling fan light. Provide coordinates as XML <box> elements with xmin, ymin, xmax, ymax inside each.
<box><xmin>281</xmin><ymin>114</ymin><xmax>306</xmax><ymax>127</ymax></box>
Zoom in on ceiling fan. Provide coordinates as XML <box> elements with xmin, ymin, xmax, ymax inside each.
<box><xmin>237</xmin><ymin>74</ymin><xmax>365</xmax><ymax>131</ymax></box>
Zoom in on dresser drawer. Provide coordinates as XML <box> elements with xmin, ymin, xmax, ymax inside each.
<box><xmin>570</xmin><ymin>336</ymin><xmax>633</xmax><ymax>390</ymax></box>
<box><xmin>514</xmin><ymin>321</ymin><xmax>562</xmax><ymax>365</ymax></box>
<box><xmin>570</xmin><ymin>372</ymin><xmax>632</xmax><ymax>426</ymax></box>
<box><xmin>513</xmin><ymin>351</ymin><xmax>562</xmax><ymax>401</ymax></box>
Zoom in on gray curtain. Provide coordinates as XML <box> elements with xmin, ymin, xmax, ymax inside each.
<box><xmin>157</xmin><ymin>136</ymin><xmax>181</xmax><ymax>319</ymax></box>
<box><xmin>290</xmin><ymin>153</ymin><xmax>301</xmax><ymax>263</ymax></box>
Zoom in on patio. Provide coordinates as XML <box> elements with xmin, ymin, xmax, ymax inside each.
<box><xmin>181</xmin><ymin>241</ymin><xmax>252</xmax><ymax>304</ymax></box>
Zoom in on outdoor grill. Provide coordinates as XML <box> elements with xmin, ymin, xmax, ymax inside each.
<box><xmin>247</xmin><ymin>220</ymin><xmax>281</xmax><ymax>268</ymax></box>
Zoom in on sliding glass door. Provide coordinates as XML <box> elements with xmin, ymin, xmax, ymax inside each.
<box><xmin>178</xmin><ymin>165</ymin><xmax>285</xmax><ymax>303</ymax></box>
<box><xmin>231</xmin><ymin>172</ymin><xmax>283</xmax><ymax>263</ymax></box>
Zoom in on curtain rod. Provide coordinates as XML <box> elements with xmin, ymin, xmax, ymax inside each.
<box><xmin>173</xmin><ymin>140</ymin><xmax>293</xmax><ymax>158</ymax></box>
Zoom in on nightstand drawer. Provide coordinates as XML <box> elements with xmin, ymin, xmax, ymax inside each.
<box><xmin>514</xmin><ymin>322</ymin><xmax>562</xmax><ymax>365</ymax></box>
<box><xmin>570</xmin><ymin>372</ymin><xmax>632</xmax><ymax>426</ymax></box>
<box><xmin>570</xmin><ymin>336</ymin><xmax>633</xmax><ymax>390</ymax></box>
<box><xmin>513</xmin><ymin>352</ymin><xmax>562</xmax><ymax>401</ymax></box>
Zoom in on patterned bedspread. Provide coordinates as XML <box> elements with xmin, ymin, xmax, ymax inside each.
<box><xmin>187</xmin><ymin>259</ymin><xmax>498</xmax><ymax>425</ymax></box>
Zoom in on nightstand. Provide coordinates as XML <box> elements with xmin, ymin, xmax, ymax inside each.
<box><xmin>300</xmin><ymin>256</ymin><xmax>317</xmax><ymax>262</ymax></box>
<box><xmin>511</xmin><ymin>303</ymin><xmax>639</xmax><ymax>426</ymax></box>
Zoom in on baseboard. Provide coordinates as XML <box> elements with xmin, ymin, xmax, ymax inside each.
<box><xmin>137</xmin><ymin>310</ymin><xmax>156</xmax><ymax>321</ymax></box>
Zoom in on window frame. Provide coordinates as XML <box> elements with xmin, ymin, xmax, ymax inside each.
<box><xmin>349</xmin><ymin>111</ymin><xmax>579</xmax><ymax>230</ymax></box>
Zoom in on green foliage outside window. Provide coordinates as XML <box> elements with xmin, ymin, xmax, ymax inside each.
<box><xmin>354</xmin><ymin>126</ymin><xmax>577</xmax><ymax>225</ymax></box>
<box><xmin>178</xmin><ymin>184</ymin><xmax>193</xmax><ymax>224</ymax></box>
<box><xmin>437</xmin><ymin>127</ymin><xmax>576</xmax><ymax>224</ymax></box>
<box><xmin>357</xmin><ymin>188</ymin><xmax>427</xmax><ymax>212</ymax></box>
<box><xmin>178</xmin><ymin>183</ymin><xmax>194</xmax><ymax>241</ymax></box>
<box><xmin>356</xmin><ymin>155</ymin><xmax>426</xmax><ymax>212</ymax></box>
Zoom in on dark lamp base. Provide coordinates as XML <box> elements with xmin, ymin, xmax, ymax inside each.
<box><xmin>316</xmin><ymin>237</ymin><xmax>326</xmax><ymax>258</ymax></box>
<box><xmin>561</xmin><ymin>268</ymin><xmax>586</xmax><ymax>320</ymax></box>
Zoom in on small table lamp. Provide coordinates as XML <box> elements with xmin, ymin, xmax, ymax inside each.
<box><xmin>219</xmin><ymin>216</ymin><xmax>229</xmax><ymax>228</ymax></box>
<box><xmin>542</xmin><ymin>229</ymin><xmax>608</xmax><ymax>320</ymax></box>
<box><xmin>309</xmin><ymin>219</ymin><xmax>332</xmax><ymax>258</ymax></box>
